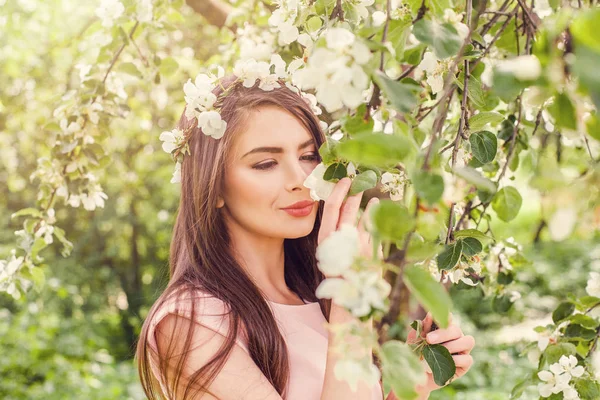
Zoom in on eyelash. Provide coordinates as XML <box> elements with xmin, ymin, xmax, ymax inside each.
<box><xmin>253</xmin><ymin>154</ymin><xmax>320</xmax><ymax>171</ymax></box>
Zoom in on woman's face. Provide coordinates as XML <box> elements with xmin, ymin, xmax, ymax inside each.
<box><xmin>220</xmin><ymin>105</ymin><xmax>320</xmax><ymax>240</ymax></box>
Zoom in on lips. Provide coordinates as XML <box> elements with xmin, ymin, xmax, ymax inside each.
<box><xmin>282</xmin><ymin>200</ymin><xmax>315</xmax><ymax>210</ymax></box>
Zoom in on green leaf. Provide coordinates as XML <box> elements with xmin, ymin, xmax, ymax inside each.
<box><xmin>323</xmin><ymin>163</ymin><xmax>347</xmax><ymax>181</ymax></box>
<box><xmin>341</xmin><ymin>104</ymin><xmax>374</xmax><ymax>135</ymax></box>
<box><xmin>349</xmin><ymin>170</ymin><xmax>378</xmax><ymax>195</ymax></box>
<box><xmin>453</xmin><ymin>166</ymin><xmax>497</xmax><ymax>193</ymax></box>
<box><xmin>567</xmin><ymin>314</ymin><xmax>600</xmax><ymax>330</ymax></box>
<box><xmin>469</xmin><ymin>112</ymin><xmax>504</xmax><ymax>132</ymax></box>
<box><xmin>574</xmin><ymin>378</ymin><xmax>600</xmax><ymax>400</ymax></box>
<box><xmin>372</xmin><ymin>201</ymin><xmax>415</xmax><ymax>242</ymax></box>
<box><xmin>159</xmin><ymin>57</ymin><xmax>179</xmax><ymax>76</ymax></box>
<box><xmin>548</xmin><ymin>93</ymin><xmax>577</xmax><ymax>131</ymax></box>
<box><xmin>387</xmin><ymin>18</ymin><xmax>412</xmax><ymax>61</ymax></box>
<box><xmin>542</xmin><ymin>343</ymin><xmax>578</xmax><ymax>366</ymax></box>
<box><xmin>30</xmin><ymin>267</ymin><xmax>46</xmax><ymax>292</ymax></box>
<box><xmin>469</xmin><ymin>131</ymin><xmax>497</xmax><ymax>164</ymax></box>
<box><xmin>497</xmin><ymin>270</ymin><xmax>514</xmax><ymax>285</ymax></box>
<box><xmin>117</xmin><ymin>62</ymin><xmax>142</xmax><ymax>78</ymax></box>
<box><xmin>404</xmin><ymin>44</ymin><xmax>426</xmax><ymax>65</ymax></box>
<box><xmin>455</xmin><ymin>74</ymin><xmax>486</xmax><ymax>108</ymax></box>
<box><xmin>11</xmin><ymin>208</ymin><xmax>43</xmax><ymax>219</ymax></box>
<box><xmin>412</xmin><ymin>170</ymin><xmax>444</xmax><ymax>204</ymax></box>
<box><xmin>491</xmin><ymin>294</ymin><xmax>513</xmax><ymax>313</ymax></box>
<box><xmin>319</xmin><ymin>139</ymin><xmax>339</xmax><ymax>165</ymax></box>
<box><xmin>336</xmin><ymin>132</ymin><xmax>415</xmax><ymax>167</ymax></box>
<box><xmin>453</xmin><ymin>229</ymin><xmax>493</xmax><ymax>244</ymax></box>
<box><xmin>552</xmin><ymin>302</ymin><xmax>575</xmax><ymax>324</ymax></box>
<box><xmin>510</xmin><ymin>372</ymin><xmax>536</xmax><ymax>399</ymax></box>
<box><xmin>403</xmin><ymin>266</ymin><xmax>453</xmax><ymax>328</ymax></box>
<box><xmin>372</xmin><ymin>70</ymin><xmax>418</xmax><ymax>113</ymax></box>
<box><xmin>437</xmin><ymin>241</ymin><xmax>464</xmax><ymax>270</ymax></box>
<box><xmin>492</xmin><ymin>186</ymin><xmax>522</xmax><ymax>222</ymax></box>
<box><xmin>586</xmin><ymin>113</ymin><xmax>600</xmax><ymax>142</ymax></box>
<box><xmin>491</xmin><ymin>69</ymin><xmax>527</xmax><ymax>103</ymax></box>
<box><xmin>412</xmin><ymin>19</ymin><xmax>462</xmax><ymax>59</ymax></box>
<box><xmin>423</xmin><ymin>344</ymin><xmax>456</xmax><ymax>386</ymax></box>
<box><xmin>380</xmin><ymin>340</ymin><xmax>425</xmax><ymax>400</ymax></box>
<box><xmin>570</xmin><ymin>8</ymin><xmax>600</xmax><ymax>53</ymax></box>
<box><xmin>565</xmin><ymin>324</ymin><xmax>597</xmax><ymax>341</ymax></box>
<box><xmin>460</xmin><ymin>237</ymin><xmax>482</xmax><ymax>256</ymax></box>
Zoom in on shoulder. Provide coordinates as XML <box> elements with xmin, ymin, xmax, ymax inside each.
<box><xmin>147</xmin><ymin>285</ymin><xmax>249</xmax><ymax>355</ymax></box>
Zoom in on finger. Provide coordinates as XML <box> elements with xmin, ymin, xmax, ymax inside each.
<box><xmin>426</xmin><ymin>324</ymin><xmax>463</xmax><ymax>344</ymax></box>
<box><xmin>441</xmin><ymin>335</ymin><xmax>475</xmax><ymax>355</ymax></box>
<box><xmin>422</xmin><ymin>312</ymin><xmax>433</xmax><ymax>338</ymax></box>
<box><xmin>318</xmin><ymin>178</ymin><xmax>352</xmax><ymax>243</ymax></box>
<box><xmin>337</xmin><ymin>190</ymin><xmax>364</xmax><ymax>229</ymax></box>
<box><xmin>452</xmin><ymin>354</ymin><xmax>473</xmax><ymax>369</ymax></box>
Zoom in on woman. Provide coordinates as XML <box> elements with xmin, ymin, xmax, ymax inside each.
<box><xmin>135</xmin><ymin>73</ymin><xmax>475</xmax><ymax>400</ymax></box>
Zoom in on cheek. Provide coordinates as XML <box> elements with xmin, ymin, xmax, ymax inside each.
<box><xmin>225</xmin><ymin>168</ymin><xmax>278</xmax><ymax>208</ymax></box>
<box><xmin>303</xmin><ymin>161</ymin><xmax>319</xmax><ymax>176</ymax></box>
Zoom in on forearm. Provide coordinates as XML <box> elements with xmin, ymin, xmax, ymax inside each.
<box><xmin>320</xmin><ymin>301</ymin><xmax>374</xmax><ymax>400</ymax></box>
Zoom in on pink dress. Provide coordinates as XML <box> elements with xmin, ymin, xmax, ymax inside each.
<box><xmin>147</xmin><ymin>288</ymin><xmax>384</xmax><ymax>400</ymax></box>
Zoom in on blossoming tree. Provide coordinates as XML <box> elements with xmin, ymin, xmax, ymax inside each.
<box><xmin>2</xmin><ymin>0</ymin><xmax>600</xmax><ymax>398</ymax></box>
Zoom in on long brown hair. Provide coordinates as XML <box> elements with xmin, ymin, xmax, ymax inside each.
<box><xmin>135</xmin><ymin>75</ymin><xmax>332</xmax><ymax>399</ymax></box>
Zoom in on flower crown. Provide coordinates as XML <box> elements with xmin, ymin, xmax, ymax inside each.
<box><xmin>159</xmin><ymin>56</ymin><xmax>322</xmax><ymax>183</ymax></box>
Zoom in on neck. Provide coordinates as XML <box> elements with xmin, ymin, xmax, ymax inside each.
<box><xmin>226</xmin><ymin>220</ymin><xmax>290</xmax><ymax>298</ymax></box>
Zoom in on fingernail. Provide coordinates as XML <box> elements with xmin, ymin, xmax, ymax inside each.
<box><xmin>427</xmin><ymin>332</ymin><xmax>438</xmax><ymax>343</ymax></box>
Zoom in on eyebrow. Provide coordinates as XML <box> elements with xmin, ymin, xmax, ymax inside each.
<box><xmin>241</xmin><ymin>139</ymin><xmax>316</xmax><ymax>159</ymax></box>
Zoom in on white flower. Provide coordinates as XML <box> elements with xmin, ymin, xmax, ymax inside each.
<box><xmin>371</xmin><ymin>11</ymin><xmax>387</xmax><ymax>27</ymax></box>
<box><xmin>197</xmin><ymin>110</ymin><xmax>227</xmax><ymax>139</ymax></box>
<box><xmin>562</xmin><ymin>385</ymin><xmax>581</xmax><ymax>400</ymax></box>
<box><xmin>443</xmin><ymin>9</ymin><xmax>469</xmax><ymax>40</ymax></box>
<box><xmin>300</xmin><ymin>92</ymin><xmax>322</xmax><ymax>116</ymax></box>
<box><xmin>534</xmin><ymin>0</ymin><xmax>553</xmax><ymax>18</ymax></box>
<box><xmin>416</xmin><ymin>52</ymin><xmax>450</xmax><ymax>94</ymax></box>
<box><xmin>303</xmin><ymin>163</ymin><xmax>336</xmax><ymax>201</ymax></box>
<box><xmin>316</xmin><ymin>270</ymin><xmax>391</xmax><ymax>317</ymax></box>
<box><xmin>586</xmin><ymin>272</ymin><xmax>600</xmax><ymax>297</ymax></box>
<box><xmin>184</xmin><ymin>75</ymin><xmax>217</xmax><ymax>114</ymax></box>
<box><xmin>554</xmin><ymin>355</ymin><xmax>585</xmax><ymax>379</ymax></box>
<box><xmin>233</xmin><ymin>58</ymin><xmax>271</xmax><ymax>88</ymax></box>
<box><xmin>258</xmin><ymin>74</ymin><xmax>281</xmax><ymax>91</ymax></box>
<box><xmin>326</xmin><ymin>28</ymin><xmax>356</xmax><ymax>51</ymax></box>
<box><xmin>496</xmin><ymin>55</ymin><xmax>542</xmax><ymax>81</ymax></box>
<box><xmin>447</xmin><ymin>261</ymin><xmax>479</xmax><ymax>286</ymax></box>
<box><xmin>159</xmin><ymin>128</ymin><xmax>185</xmax><ymax>154</ymax></box>
<box><xmin>380</xmin><ymin>171</ymin><xmax>406</xmax><ymax>201</ymax></box>
<box><xmin>277</xmin><ymin>22</ymin><xmax>299</xmax><ymax>45</ymax></box>
<box><xmin>79</xmin><ymin>189</ymin><xmax>108</xmax><ymax>211</ymax></box>
<box><xmin>270</xmin><ymin>54</ymin><xmax>287</xmax><ymax>78</ymax></box>
<box><xmin>76</xmin><ymin>64</ymin><xmax>92</xmax><ymax>83</ymax></box>
<box><xmin>297</xmin><ymin>32</ymin><xmax>314</xmax><ymax>49</ymax></box>
<box><xmin>136</xmin><ymin>0</ymin><xmax>153</xmax><ymax>23</ymax></box>
<box><xmin>316</xmin><ymin>224</ymin><xmax>360</xmax><ymax>276</ymax></box>
<box><xmin>95</xmin><ymin>0</ymin><xmax>125</xmax><ymax>28</ymax></box>
<box><xmin>537</xmin><ymin>369</ymin><xmax>571</xmax><ymax>397</ymax></box>
<box><xmin>333</xmin><ymin>358</ymin><xmax>381</xmax><ymax>392</ymax></box>
<box><xmin>171</xmin><ymin>161</ymin><xmax>181</xmax><ymax>183</ymax></box>
<box><xmin>3</xmin><ymin>254</ymin><xmax>24</xmax><ymax>275</ymax></box>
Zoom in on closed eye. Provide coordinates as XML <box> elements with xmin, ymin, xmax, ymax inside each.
<box><xmin>252</xmin><ymin>153</ymin><xmax>320</xmax><ymax>171</ymax></box>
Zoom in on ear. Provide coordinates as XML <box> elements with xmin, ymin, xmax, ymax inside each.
<box><xmin>216</xmin><ymin>197</ymin><xmax>225</xmax><ymax>208</ymax></box>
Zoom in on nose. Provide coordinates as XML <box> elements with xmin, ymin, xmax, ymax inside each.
<box><xmin>284</xmin><ymin>157</ymin><xmax>311</xmax><ymax>192</ymax></box>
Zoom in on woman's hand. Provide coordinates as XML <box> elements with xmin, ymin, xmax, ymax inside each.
<box><xmin>406</xmin><ymin>312</ymin><xmax>475</xmax><ymax>395</ymax></box>
<box><xmin>317</xmin><ymin>177</ymin><xmax>382</xmax><ymax>277</ymax></box>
